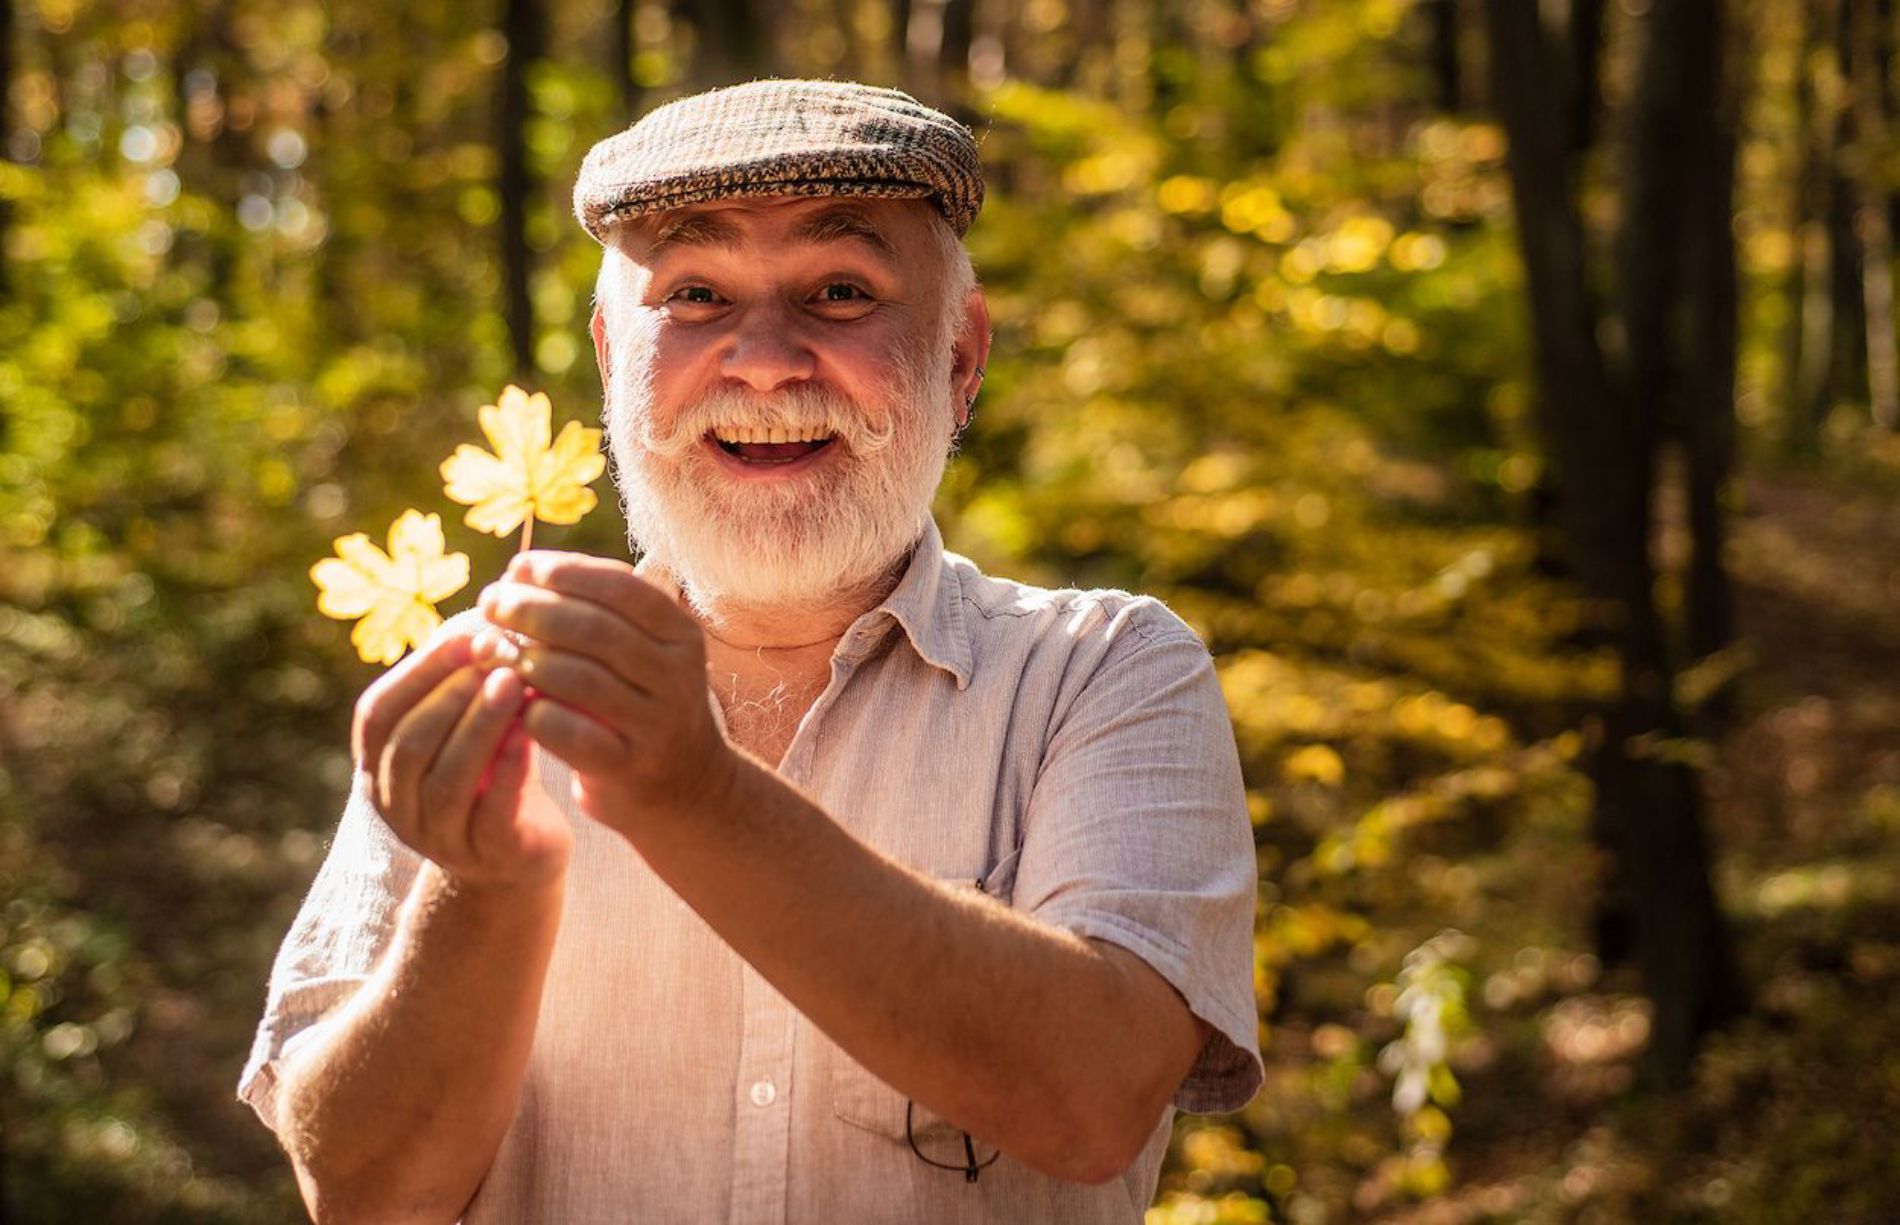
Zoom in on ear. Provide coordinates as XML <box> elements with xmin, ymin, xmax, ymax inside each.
<box><xmin>591</xmin><ymin>306</ymin><xmax>612</xmax><ymax>395</ymax></box>
<box><xmin>951</xmin><ymin>288</ymin><xmax>992</xmax><ymax>430</ymax></box>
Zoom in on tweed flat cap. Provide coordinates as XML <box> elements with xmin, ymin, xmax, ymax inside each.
<box><xmin>573</xmin><ymin>79</ymin><xmax>984</xmax><ymax>242</ymax></box>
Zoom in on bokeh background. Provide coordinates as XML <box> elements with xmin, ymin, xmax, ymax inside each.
<box><xmin>4</xmin><ymin>0</ymin><xmax>1900</xmax><ymax>1220</ymax></box>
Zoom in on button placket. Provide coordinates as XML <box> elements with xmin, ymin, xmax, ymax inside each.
<box><xmin>728</xmin><ymin>964</ymin><xmax>796</xmax><ymax>1224</ymax></box>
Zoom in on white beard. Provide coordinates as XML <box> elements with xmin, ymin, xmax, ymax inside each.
<box><xmin>599</xmin><ymin>311</ymin><xmax>957</xmax><ymax>616</ymax></box>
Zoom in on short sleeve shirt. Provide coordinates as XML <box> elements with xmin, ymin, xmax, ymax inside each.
<box><xmin>238</xmin><ymin>517</ymin><xmax>1264</xmax><ymax>1223</ymax></box>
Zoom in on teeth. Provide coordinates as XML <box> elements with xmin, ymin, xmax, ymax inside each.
<box><xmin>710</xmin><ymin>426</ymin><xmax>837</xmax><ymax>446</ymax></box>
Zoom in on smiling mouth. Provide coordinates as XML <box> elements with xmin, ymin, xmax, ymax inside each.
<box><xmin>708</xmin><ymin>427</ymin><xmax>837</xmax><ymax>465</ymax></box>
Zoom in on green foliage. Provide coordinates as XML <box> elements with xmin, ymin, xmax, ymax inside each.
<box><xmin>3</xmin><ymin>0</ymin><xmax>1898</xmax><ymax>1220</ymax></box>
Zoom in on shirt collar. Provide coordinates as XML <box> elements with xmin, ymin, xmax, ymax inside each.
<box><xmin>856</xmin><ymin>517</ymin><xmax>973</xmax><ymax>690</ymax></box>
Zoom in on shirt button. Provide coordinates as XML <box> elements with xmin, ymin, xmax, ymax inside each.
<box><xmin>749</xmin><ymin>1078</ymin><xmax>777</xmax><ymax>1107</ymax></box>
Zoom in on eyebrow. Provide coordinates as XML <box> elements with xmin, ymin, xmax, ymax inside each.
<box><xmin>792</xmin><ymin>207</ymin><xmax>899</xmax><ymax>260</ymax></box>
<box><xmin>641</xmin><ymin>205</ymin><xmax>900</xmax><ymax>263</ymax></box>
<box><xmin>645</xmin><ymin>213</ymin><xmax>745</xmax><ymax>256</ymax></box>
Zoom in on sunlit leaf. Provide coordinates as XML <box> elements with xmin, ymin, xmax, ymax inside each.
<box><xmin>310</xmin><ymin>509</ymin><xmax>469</xmax><ymax>665</ymax></box>
<box><xmin>439</xmin><ymin>384</ymin><xmax>605</xmax><ymax>537</ymax></box>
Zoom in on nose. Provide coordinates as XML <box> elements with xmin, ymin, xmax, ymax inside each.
<box><xmin>719</xmin><ymin>298</ymin><xmax>817</xmax><ymax>393</ymax></box>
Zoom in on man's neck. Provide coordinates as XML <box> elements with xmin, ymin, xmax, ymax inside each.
<box><xmin>644</xmin><ymin>549</ymin><xmax>914</xmax><ymax>670</ymax></box>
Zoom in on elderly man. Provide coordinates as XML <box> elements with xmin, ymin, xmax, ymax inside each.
<box><xmin>240</xmin><ymin>79</ymin><xmax>1261</xmax><ymax>1223</ymax></box>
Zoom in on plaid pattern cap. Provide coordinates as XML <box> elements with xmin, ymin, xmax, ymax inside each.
<box><xmin>573</xmin><ymin>79</ymin><xmax>984</xmax><ymax>242</ymax></box>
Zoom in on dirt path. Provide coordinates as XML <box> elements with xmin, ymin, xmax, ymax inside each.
<box><xmin>1713</xmin><ymin>464</ymin><xmax>1900</xmax><ymax>863</ymax></box>
<box><xmin>1377</xmin><ymin>459</ymin><xmax>1900</xmax><ymax>1223</ymax></box>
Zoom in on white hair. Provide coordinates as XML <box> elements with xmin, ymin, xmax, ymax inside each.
<box><xmin>590</xmin><ymin>205</ymin><xmax>978</xmax><ymax>615</ymax></box>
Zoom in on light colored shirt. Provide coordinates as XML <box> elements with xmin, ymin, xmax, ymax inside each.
<box><xmin>239</xmin><ymin>517</ymin><xmax>1263</xmax><ymax>1223</ymax></box>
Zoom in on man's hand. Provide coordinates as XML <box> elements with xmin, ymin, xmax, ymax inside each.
<box><xmin>352</xmin><ymin>628</ymin><xmax>573</xmax><ymax>891</ymax></box>
<box><xmin>471</xmin><ymin>550</ymin><xmax>738</xmax><ymax>836</ymax></box>
<box><xmin>287</xmin><ymin>626</ymin><xmax>573</xmax><ymax>1222</ymax></box>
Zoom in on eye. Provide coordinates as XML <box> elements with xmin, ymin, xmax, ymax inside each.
<box><xmin>810</xmin><ymin>282</ymin><xmax>877</xmax><ymax>319</ymax></box>
<box><xmin>670</xmin><ymin>285</ymin><xmax>719</xmax><ymax>305</ymax></box>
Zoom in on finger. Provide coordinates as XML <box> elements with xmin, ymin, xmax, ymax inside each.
<box><xmin>471</xmin><ymin>717</ymin><xmax>566</xmax><ymax>869</ymax></box>
<box><xmin>477</xmin><ymin>581</ymin><xmax>667</xmax><ymax>695</ymax></box>
<box><xmin>522</xmin><ymin>695</ymin><xmax>629</xmax><ymax>777</ymax></box>
<box><xmin>505</xmin><ymin>550</ymin><xmax>691</xmax><ymax>645</ymax></box>
<box><xmin>355</xmin><ymin>628</ymin><xmax>476</xmax><ymax>770</ymax></box>
<box><xmin>376</xmin><ymin>665</ymin><xmax>486</xmax><ymax>842</ymax></box>
<box><xmin>476</xmin><ymin>718</ymin><xmax>529</xmax><ymax>805</ymax></box>
<box><xmin>468</xmin><ymin>720</ymin><xmax>531</xmax><ymax>844</ymax></box>
<box><xmin>417</xmin><ymin>666</ymin><xmax>528</xmax><ymax>862</ymax></box>
<box><xmin>482</xmin><ymin>641</ymin><xmax>648</xmax><ymax>734</ymax></box>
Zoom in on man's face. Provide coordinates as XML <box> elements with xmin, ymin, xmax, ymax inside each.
<box><xmin>592</xmin><ymin>195</ymin><xmax>973</xmax><ymax>613</ymax></box>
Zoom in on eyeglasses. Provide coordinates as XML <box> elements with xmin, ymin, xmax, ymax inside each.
<box><xmin>905</xmin><ymin>873</ymin><xmax>1004</xmax><ymax>1183</ymax></box>
<box><xmin>904</xmin><ymin>1098</ymin><xmax>1000</xmax><ymax>1183</ymax></box>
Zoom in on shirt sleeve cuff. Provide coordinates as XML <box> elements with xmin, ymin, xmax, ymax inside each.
<box><xmin>235</xmin><ymin>975</ymin><xmax>370</xmax><ymax>1132</ymax></box>
<box><xmin>1033</xmin><ymin>906</ymin><xmax>1264</xmax><ymax>1115</ymax></box>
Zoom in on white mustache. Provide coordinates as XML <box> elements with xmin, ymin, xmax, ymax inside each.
<box><xmin>637</xmin><ymin>385</ymin><xmax>897</xmax><ymax>460</ymax></box>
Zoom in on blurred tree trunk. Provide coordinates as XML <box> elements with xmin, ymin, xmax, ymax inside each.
<box><xmin>907</xmin><ymin>0</ymin><xmax>980</xmax><ymax>111</ymax></box>
<box><xmin>905</xmin><ymin>0</ymin><xmax>949</xmax><ymax>103</ymax></box>
<box><xmin>863</xmin><ymin>0</ymin><xmax>900</xmax><ymax>82</ymax></box>
<box><xmin>675</xmin><ymin>0</ymin><xmax>773</xmax><ymax>85</ymax></box>
<box><xmin>1785</xmin><ymin>0</ymin><xmax>1841</xmax><ymax>456</ymax></box>
<box><xmin>1109</xmin><ymin>0</ymin><xmax>1153</xmax><ymax>114</ymax></box>
<box><xmin>834</xmin><ymin>0</ymin><xmax>866</xmax><ymax>79</ymax></box>
<box><xmin>1061</xmin><ymin>0</ymin><xmax>1112</xmax><ymax>93</ymax></box>
<box><xmin>1827</xmin><ymin>0</ymin><xmax>1868</xmax><ymax>418</ymax></box>
<box><xmin>1564</xmin><ymin>0</ymin><xmax>1605</xmax><ymax>155</ymax></box>
<box><xmin>614</xmin><ymin>0</ymin><xmax>638</xmax><ymax>120</ymax></box>
<box><xmin>1149</xmin><ymin>1</ymin><xmax>1190</xmax><ymax>117</ymax></box>
<box><xmin>1482</xmin><ymin>0</ymin><xmax>1742</xmax><ymax>1087</ymax></box>
<box><xmin>1427</xmin><ymin>0</ymin><xmax>1463</xmax><ymax>112</ymax></box>
<box><xmin>1849</xmin><ymin>0</ymin><xmax>1899</xmax><ymax>429</ymax></box>
<box><xmin>1681</xmin><ymin>15</ymin><xmax>1740</xmax><ymax>671</ymax></box>
<box><xmin>1620</xmin><ymin>0</ymin><xmax>1738</xmax><ymax>675</ymax></box>
<box><xmin>171</xmin><ymin>2</ymin><xmax>253</xmax><ymax>300</ymax></box>
<box><xmin>314</xmin><ymin>18</ymin><xmax>360</xmax><ymax>347</ymax></box>
<box><xmin>0</xmin><ymin>0</ymin><xmax>13</xmax><ymax>301</ymax></box>
<box><xmin>499</xmin><ymin>0</ymin><xmax>544</xmax><ymax>378</ymax></box>
<box><xmin>891</xmin><ymin>0</ymin><xmax>913</xmax><ymax>78</ymax></box>
<box><xmin>1827</xmin><ymin>175</ymin><xmax>1865</xmax><ymax>412</ymax></box>
<box><xmin>941</xmin><ymin>0</ymin><xmax>974</xmax><ymax>98</ymax></box>
<box><xmin>970</xmin><ymin>0</ymin><xmax>1009</xmax><ymax>94</ymax></box>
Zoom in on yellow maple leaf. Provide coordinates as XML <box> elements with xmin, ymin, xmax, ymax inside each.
<box><xmin>310</xmin><ymin>509</ymin><xmax>470</xmax><ymax>665</ymax></box>
<box><xmin>439</xmin><ymin>384</ymin><xmax>605</xmax><ymax>545</ymax></box>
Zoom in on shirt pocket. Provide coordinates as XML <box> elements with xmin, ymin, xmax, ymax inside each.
<box><xmin>829</xmin><ymin>849</ymin><xmax>1021</xmax><ymax>1141</ymax></box>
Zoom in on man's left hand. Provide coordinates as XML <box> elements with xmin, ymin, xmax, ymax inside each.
<box><xmin>472</xmin><ymin>550</ymin><xmax>736</xmax><ymax>836</ymax></box>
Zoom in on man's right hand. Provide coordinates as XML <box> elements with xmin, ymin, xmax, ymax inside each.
<box><xmin>280</xmin><ymin>626</ymin><xmax>570</xmax><ymax>1222</ymax></box>
<box><xmin>351</xmin><ymin>627</ymin><xmax>573</xmax><ymax>890</ymax></box>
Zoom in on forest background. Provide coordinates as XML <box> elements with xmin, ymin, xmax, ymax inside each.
<box><xmin>4</xmin><ymin>0</ymin><xmax>1900</xmax><ymax>1221</ymax></box>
